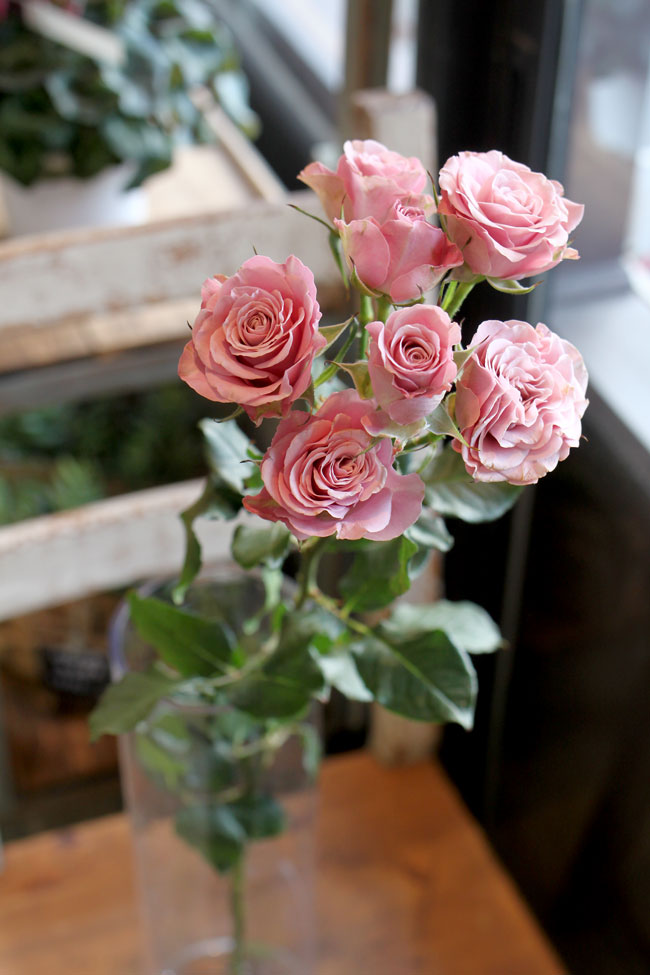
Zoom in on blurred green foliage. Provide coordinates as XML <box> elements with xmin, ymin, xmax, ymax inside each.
<box><xmin>0</xmin><ymin>383</ymin><xmax>213</xmax><ymax>524</ymax></box>
<box><xmin>0</xmin><ymin>0</ymin><xmax>259</xmax><ymax>187</ymax></box>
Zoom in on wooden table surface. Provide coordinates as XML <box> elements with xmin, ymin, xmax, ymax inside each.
<box><xmin>0</xmin><ymin>752</ymin><xmax>565</xmax><ymax>975</ymax></box>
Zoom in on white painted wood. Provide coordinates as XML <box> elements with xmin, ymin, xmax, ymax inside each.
<box><xmin>0</xmin><ymin>298</ymin><xmax>197</xmax><ymax>374</ymax></box>
<box><xmin>144</xmin><ymin>145</ymin><xmax>257</xmax><ymax>220</ymax></box>
<box><xmin>0</xmin><ymin>480</ymin><xmax>236</xmax><ymax>622</ymax></box>
<box><xmin>192</xmin><ymin>91</ymin><xmax>287</xmax><ymax>204</ymax></box>
<box><xmin>0</xmin><ymin>191</ymin><xmax>339</xmax><ymax>336</ymax></box>
<box><xmin>350</xmin><ymin>88</ymin><xmax>437</xmax><ymax>173</ymax></box>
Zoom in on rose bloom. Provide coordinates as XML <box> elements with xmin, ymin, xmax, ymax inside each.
<box><xmin>365</xmin><ymin>305</ymin><xmax>461</xmax><ymax>430</ymax></box>
<box><xmin>244</xmin><ymin>389</ymin><xmax>424</xmax><ymax>541</ymax></box>
<box><xmin>178</xmin><ymin>255</ymin><xmax>325</xmax><ymax>424</ymax></box>
<box><xmin>453</xmin><ymin>319</ymin><xmax>588</xmax><ymax>485</ymax></box>
<box><xmin>335</xmin><ymin>200</ymin><xmax>463</xmax><ymax>303</ymax></box>
<box><xmin>298</xmin><ymin>138</ymin><xmax>432</xmax><ymax>224</ymax></box>
<box><xmin>438</xmin><ymin>150</ymin><xmax>584</xmax><ymax>280</ymax></box>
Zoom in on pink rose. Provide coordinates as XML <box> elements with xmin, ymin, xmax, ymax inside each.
<box><xmin>365</xmin><ymin>305</ymin><xmax>461</xmax><ymax>430</ymax></box>
<box><xmin>438</xmin><ymin>151</ymin><xmax>584</xmax><ymax>280</ymax></box>
<box><xmin>243</xmin><ymin>389</ymin><xmax>424</xmax><ymax>541</ymax></box>
<box><xmin>298</xmin><ymin>139</ymin><xmax>431</xmax><ymax>224</ymax></box>
<box><xmin>178</xmin><ymin>255</ymin><xmax>325</xmax><ymax>424</ymax></box>
<box><xmin>453</xmin><ymin>319</ymin><xmax>588</xmax><ymax>485</ymax></box>
<box><xmin>335</xmin><ymin>201</ymin><xmax>463</xmax><ymax>303</ymax></box>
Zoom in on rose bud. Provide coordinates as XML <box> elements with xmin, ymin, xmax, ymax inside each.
<box><xmin>335</xmin><ymin>200</ymin><xmax>463</xmax><ymax>304</ymax></box>
<box><xmin>299</xmin><ymin>138</ymin><xmax>431</xmax><ymax>224</ymax></box>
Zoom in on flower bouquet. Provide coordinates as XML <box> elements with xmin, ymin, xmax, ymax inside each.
<box><xmin>91</xmin><ymin>140</ymin><xmax>587</xmax><ymax>974</ymax></box>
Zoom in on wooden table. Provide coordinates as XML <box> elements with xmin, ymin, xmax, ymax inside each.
<box><xmin>0</xmin><ymin>753</ymin><xmax>565</xmax><ymax>975</ymax></box>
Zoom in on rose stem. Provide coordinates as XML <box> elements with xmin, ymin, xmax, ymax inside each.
<box><xmin>444</xmin><ymin>281</ymin><xmax>476</xmax><ymax>319</ymax></box>
<box><xmin>375</xmin><ymin>295</ymin><xmax>392</xmax><ymax>323</ymax></box>
<box><xmin>295</xmin><ymin>536</ymin><xmax>329</xmax><ymax>609</ymax></box>
<box><xmin>229</xmin><ymin>852</ymin><xmax>247</xmax><ymax>975</ymax></box>
<box><xmin>358</xmin><ymin>294</ymin><xmax>375</xmax><ymax>358</ymax></box>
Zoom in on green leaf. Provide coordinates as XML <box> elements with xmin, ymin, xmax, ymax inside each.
<box><xmin>427</xmin><ymin>396</ymin><xmax>466</xmax><ymax>444</ymax></box>
<box><xmin>383</xmin><ymin>600</ymin><xmax>502</xmax><ymax>655</ymax></box>
<box><xmin>337</xmin><ymin>361</ymin><xmax>374</xmax><ymax>399</ymax></box>
<box><xmin>228</xmin><ymin>794</ymin><xmax>287</xmax><ymax>840</ymax></box>
<box><xmin>281</xmin><ymin>604</ymin><xmax>344</xmax><ymax>651</ymax></box>
<box><xmin>175</xmin><ymin>803</ymin><xmax>245</xmax><ymax>873</ymax></box>
<box><xmin>146</xmin><ymin>712</ymin><xmax>192</xmax><ymax>753</ymax></box>
<box><xmin>486</xmin><ymin>277</ymin><xmax>539</xmax><ymax>295</ymax></box>
<box><xmin>340</xmin><ymin>535</ymin><xmax>420</xmax><ymax>612</ymax></box>
<box><xmin>318</xmin><ymin>652</ymin><xmax>373</xmax><ymax>702</ymax></box>
<box><xmin>406</xmin><ymin>510</ymin><xmax>454</xmax><ymax>553</ymax></box>
<box><xmin>422</xmin><ymin>447</ymin><xmax>523</xmax><ymax>523</ymax></box>
<box><xmin>352</xmin><ymin>629</ymin><xmax>477</xmax><ymax>728</ymax></box>
<box><xmin>89</xmin><ymin>668</ymin><xmax>179</xmax><ymax>740</ymax></box>
<box><xmin>183</xmin><ymin>745</ymin><xmax>238</xmax><ymax>795</ymax></box>
<box><xmin>395</xmin><ymin>438</ymin><xmax>441</xmax><ymax>474</ymax></box>
<box><xmin>173</xmin><ymin>476</ymin><xmax>240</xmax><ymax>604</ymax></box>
<box><xmin>175</xmin><ymin>791</ymin><xmax>287</xmax><ymax>874</ymax></box>
<box><xmin>239</xmin><ymin>565</ymin><xmax>285</xmax><ymax>638</ymax></box>
<box><xmin>231</xmin><ymin>522</ymin><xmax>291</xmax><ymax>570</ymax></box>
<box><xmin>298</xmin><ymin>381</ymin><xmax>316</xmax><ymax>410</ymax></box>
<box><xmin>453</xmin><ymin>347</ymin><xmax>473</xmax><ymax>371</ymax></box>
<box><xmin>319</xmin><ymin>317</ymin><xmax>354</xmax><ymax>353</ymax></box>
<box><xmin>286</xmin><ymin>202</ymin><xmax>333</xmax><ymax>233</ymax></box>
<box><xmin>328</xmin><ymin>230</ymin><xmax>349</xmax><ymax>288</ymax></box>
<box><xmin>231</xmin><ymin>673</ymin><xmax>312</xmax><ymax>721</ymax></box>
<box><xmin>231</xmin><ymin>613</ymin><xmax>326</xmax><ymax>719</ymax></box>
<box><xmin>128</xmin><ymin>592</ymin><xmax>234</xmax><ymax>677</ymax></box>
<box><xmin>297</xmin><ymin>722</ymin><xmax>322</xmax><ymax>780</ymax></box>
<box><xmin>135</xmin><ymin>731</ymin><xmax>187</xmax><ymax>789</ymax></box>
<box><xmin>349</xmin><ymin>263</ymin><xmax>384</xmax><ymax>299</ymax></box>
<box><xmin>102</xmin><ymin>115</ymin><xmax>171</xmax><ymax>162</ymax></box>
<box><xmin>367</xmin><ymin>413</ymin><xmax>427</xmax><ymax>440</ymax></box>
<box><xmin>199</xmin><ymin>418</ymin><xmax>252</xmax><ymax>495</ymax></box>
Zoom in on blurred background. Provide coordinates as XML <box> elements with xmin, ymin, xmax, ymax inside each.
<box><xmin>0</xmin><ymin>2</ymin><xmax>649</xmax><ymax>974</ymax></box>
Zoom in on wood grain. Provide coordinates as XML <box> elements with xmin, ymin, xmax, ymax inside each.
<box><xmin>0</xmin><ymin>191</ymin><xmax>340</xmax><ymax>337</ymax></box>
<box><xmin>0</xmin><ymin>479</ymin><xmax>236</xmax><ymax>621</ymax></box>
<box><xmin>0</xmin><ymin>753</ymin><xmax>565</xmax><ymax>975</ymax></box>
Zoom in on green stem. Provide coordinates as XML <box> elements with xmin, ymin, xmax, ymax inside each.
<box><xmin>358</xmin><ymin>295</ymin><xmax>374</xmax><ymax>358</ymax></box>
<box><xmin>311</xmin><ymin>589</ymin><xmax>372</xmax><ymax>635</ymax></box>
<box><xmin>375</xmin><ymin>295</ymin><xmax>392</xmax><ymax>323</ymax></box>
<box><xmin>358</xmin><ymin>294</ymin><xmax>374</xmax><ymax>325</ymax></box>
<box><xmin>438</xmin><ymin>278</ymin><xmax>457</xmax><ymax>309</ymax></box>
<box><xmin>295</xmin><ymin>536</ymin><xmax>329</xmax><ymax>609</ymax></box>
<box><xmin>401</xmin><ymin>431</ymin><xmax>439</xmax><ymax>453</ymax></box>
<box><xmin>230</xmin><ymin>852</ymin><xmax>247</xmax><ymax>974</ymax></box>
<box><xmin>444</xmin><ymin>280</ymin><xmax>480</xmax><ymax>319</ymax></box>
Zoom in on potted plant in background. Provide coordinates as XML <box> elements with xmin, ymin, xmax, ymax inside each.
<box><xmin>0</xmin><ymin>0</ymin><xmax>257</xmax><ymax>234</ymax></box>
<box><xmin>91</xmin><ymin>140</ymin><xmax>587</xmax><ymax>973</ymax></box>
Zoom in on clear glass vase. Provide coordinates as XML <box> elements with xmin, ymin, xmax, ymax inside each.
<box><xmin>109</xmin><ymin>566</ymin><xmax>317</xmax><ymax>975</ymax></box>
